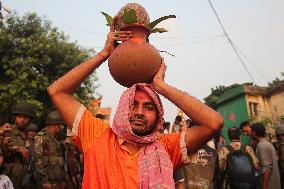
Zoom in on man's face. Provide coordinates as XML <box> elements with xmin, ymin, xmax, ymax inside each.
<box><xmin>129</xmin><ymin>90</ymin><xmax>159</xmax><ymax>136</ymax></box>
<box><xmin>26</xmin><ymin>131</ymin><xmax>37</xmax><ymax>139</ymax></box>
<box><xmin>242</xmin><ymin>125</ymin><xmax>252</xmax><ymax>136</ymax></box>
<box><xmin>15</xmin><ymin>114</ymin><xmax>31</xmax><ymax>129</ymax></box>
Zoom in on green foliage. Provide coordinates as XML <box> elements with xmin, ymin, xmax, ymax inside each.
<box><xmin>204</xmin><ymin>84</ymin><xmax>240</xmax><ymax>110</ymax></box>
<box><xmin>268</xmin><ymin>73</ymin><xmax>284</xmax><ymax>87</ymax></box>
<box><xmin>147</xmin><ymin>15</ymin><xmax>176</xmax><ymax>30</ymax></box>
<box><xmin>150</xmin><ymin>28</ymin><xmax>169</xmax><ymax>34</ymax></box>
<box><xmin>0</xmin><ymin>13</ymin><xmax>99</xmax><ymax>125</ymax></box>
<box><xmin>101</xmin><ymin>12</ymin><xmax>113</xmax><ymax>26</ymax></box>
<box><xmin>123</xmin><ymin>9</ymin><xmax>137</xmax><ymax>24</ymax></box>
<box><xmin>100</xmin><ymin>10</ymin><xmax>175</xmax><ymax>35</ymax></box>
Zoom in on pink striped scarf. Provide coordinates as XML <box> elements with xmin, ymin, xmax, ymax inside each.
<box><xmin>112</xmin><ymin>83</ymin><xmax>175</xmax><ymax>189</ymax></box>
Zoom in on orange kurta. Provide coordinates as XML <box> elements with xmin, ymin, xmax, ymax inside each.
<box><xmin>76</xmin><ymin>109</ymin><xmax>182</xmax><ymax>189</ymax></box>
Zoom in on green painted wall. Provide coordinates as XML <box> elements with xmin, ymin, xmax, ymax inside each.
<box><xmin>217</xmin><ymin>86</ymin><xmax>250</xmax><ymax>144</ymax></box>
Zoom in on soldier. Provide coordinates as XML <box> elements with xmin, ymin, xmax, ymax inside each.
<box><xmin>62</xmin><ymin>129</ymin><xmax>82</xmax><ymax>189</ymax></box>
<box><xmin>34</xmin><ymin>110</ymin><xmax>67</xmax><ymax>189</ymax></box>
<box><xmin>22</xmin><ymin>123</ymin><xmax>40</xmax><ymax>189</ymax></box>
<box><xmin>2</xmin><ymin>102</ymin><xmax>36</xmax><ymax>189</ymax></box>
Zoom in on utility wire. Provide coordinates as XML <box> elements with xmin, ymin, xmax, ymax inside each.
<box><xmin>208</xmin><ymin>0</ymin><xmax>256</xmax><ymax>83</ymax></box>
<box><xmin>235</xmin><ymin>45</ymin><xmax>270</xmax><ymax>83</ymax></box>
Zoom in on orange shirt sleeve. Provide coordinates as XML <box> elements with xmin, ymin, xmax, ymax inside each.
<box><xmin>77</xmin><ymin>108</ymin><xmax>110</xmax><ymax>152</ymax></box>
<box><xmin>159</xmin><ymin>133</ymin><xmax>183</xmax><ymax>170</ymax></box>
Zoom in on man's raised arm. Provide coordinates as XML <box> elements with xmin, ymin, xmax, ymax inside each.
<box><xmin>151</xmin><ymin>61</ymin><xmax>224</xmax><ymax>154</ymax></box>
<box><xmin>47</xmin><ymin>31</ymin><xmax>132</xmax><ymax>129</ymax></box>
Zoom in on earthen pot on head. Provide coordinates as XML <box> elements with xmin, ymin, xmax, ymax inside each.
<box><xmin>108</xmin><ymin>3</ymin><xmax>161</xmax><ymax>88</ymax></box>
<box><xmin>108</xmin><ymin>26</ymin><xmax>161</xmax><ymax>88</ymax></box>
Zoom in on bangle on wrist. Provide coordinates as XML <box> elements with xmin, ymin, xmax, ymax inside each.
<box><xmin>98</xmin><ymin>52</ymin><xmax>106</xmax><ymax>61</ymax></box>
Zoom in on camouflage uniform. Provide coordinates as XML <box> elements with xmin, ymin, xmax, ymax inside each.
<box><xmin>62</xmin><ymin>136</ymin><xmax>82</xmax><ymax>189</ymax></box>
<box><xmin>3</xmin><ymin>124</ymin><xmax>29</xmax><ymax>189</ymax></box>
<box><xmin>21</xmin><ymin>123</ymin><xmax>40</xmax><ymax>189</ymax></box>
<box><xmin>34</xmin><ymin>111</ymin><xmax>66</xmax><ymax>189</ymax></box>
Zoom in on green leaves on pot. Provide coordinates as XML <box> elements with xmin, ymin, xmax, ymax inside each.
<box><xmin>101</xmin><ymin>10</ymin><xmax>176</xmax><ymax>34</ymax></box>
<box><xmin>101</xmin><ymin>12</ymin><xmax>113</xmax><ymax>26</ymax></box>
<box><xmin>151</xmin><ymin>28</ymin><xmax>169</xmax><ymax>34</ymax></box>
<box><xmin>148</xmin><ymin>15</ymin><xmax>176</xmax><ymax>33</ymax></box>
<box><xmin>123</xmin><ymin>9</ymin><xmax>137</xmax><ymax>24</ymax></box>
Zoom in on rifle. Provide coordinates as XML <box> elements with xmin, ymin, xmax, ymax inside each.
<box><xmin>21</xmin><ymin>147</ymin><xmax>41</xmax><ymax>188</ymax></box>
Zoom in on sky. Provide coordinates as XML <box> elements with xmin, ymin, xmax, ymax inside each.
<box><xmin>3</xmin><ymin>0</ymin><xmax>284</xmax><ymax>122</ymax></box>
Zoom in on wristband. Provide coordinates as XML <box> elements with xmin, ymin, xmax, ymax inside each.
<box><xmin>98</xmin><ymin>52</ymin><xmax>106</xmax><ymax>61</ymax></box>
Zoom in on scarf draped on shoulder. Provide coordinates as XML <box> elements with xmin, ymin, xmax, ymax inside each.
<box><xmin>112</xmin><ymin>83</ymin><xmax>175</xmax><ymax>189</ymax></box>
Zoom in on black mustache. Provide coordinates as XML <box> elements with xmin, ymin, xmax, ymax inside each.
<box><xmin>129</xmin><ymin>116</ymin><xmax>148</xmax><ymax>124</ymax></box>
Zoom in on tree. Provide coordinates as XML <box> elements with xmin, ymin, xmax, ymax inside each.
<box><xmin>0</xmin><ymin>12</ymin><xmax>98</xmax><ymax>125</ymax></box>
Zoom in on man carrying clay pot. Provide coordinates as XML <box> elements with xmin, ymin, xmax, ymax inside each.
<box><xmin>47</xmin><ymin>26</ymin><xmax>224</xmax><ymax>189</ymax></box>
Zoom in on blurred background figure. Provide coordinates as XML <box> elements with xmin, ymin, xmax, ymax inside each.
<box><xmin>162</xmin><ymin>121</ymin><xmax>171</xmax><ymax>134</ymax></box>
<box><xmin>34</xmin><ymin>110</ymin><xmax>67</xmax><ymax>189</ymax></box>
<box><xmin>3</xmin><ymin>102</ymin><xmax>36</xmax><ymax>189</ymax></box>
<box><xmin>275</xmin><ymin>123</ymin><xmax>284</xmax><ymax>188</ymax></box>
<box><xmin>251</xmin><ymin>123</ymin><xmax>281</xmax><ymax>189</ymax></box>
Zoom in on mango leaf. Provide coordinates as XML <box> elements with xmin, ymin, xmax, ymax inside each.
<box><xmin>101</xmin><ymin>12</ymin><xmax>113</xmax><ymax>26</ymax></box>
<box><xmin>148</xmin><ymin>15</ymin><xmax>176</xmax><ymax>29</ymax></box>
<box><xmin>151</xmin><ymin>28</ymin><xmax>169</xmax><ymax>34</ymax></box>
<box><xmin>123</xmin><ymin>9</ymin><xmax>137</xmax><ymax>24</ymax></box>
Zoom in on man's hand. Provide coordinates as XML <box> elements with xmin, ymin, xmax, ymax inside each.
<box><xmin>1</xmin><ymin>123</ymin><xmax>12</xmax><ymax>131</ymax></box>
<box><xmin>101</xmin><ymin>16</ymin><xmax>133</xmax><ymax>59</ymax></box>
<box><xmin>151</xmin><ymin>58</ymin><xmax>167</xmax><ymax>92</ymax></box>
<box><xmin>3</xmin><ymin>137</ymin><xmax>13</xmax><ymax>146</ymax></box>
<box><xmin>42</xmin><ymin>182</ymin><xmax>52</xmax><ymax>189</ymax></box>
<box><xmin>18</xmin><ymin>146</ymin><xmax>30</xmax><ymax>163</ymax></box>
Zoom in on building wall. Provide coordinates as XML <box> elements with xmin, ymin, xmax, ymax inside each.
<box><xmin>245</xmin><ymin>94</ymin><xmax>272</xmax><ymax>123</ymax></box>
<box><xmin>217</xmin><ymin>95</ymin><xmax>249</xmax><ymax>144</ymax></box>
<box><xmin>245</xmin><ymin>91</ymin><xmax>284</xmax><ymax>124</ymax></box>
<box><xmin>268</xmin><ymin>91</ymin><xmax>284</xmax><ymax>122</ymax></box>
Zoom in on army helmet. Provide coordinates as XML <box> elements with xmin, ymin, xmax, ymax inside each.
<box><xmin>11</xmin><ymin>102</ymin><xmax>36</xmax><ymax>118</ymax></box>
<box><xmin>45</xmin><ymin>111</ymin><xmax>65</xmax><ymax>125</ymax></box>
<box><xmin>25</xmin><ymin>123</ymin><xmax>38</xmax><ymax>132</ymax></box>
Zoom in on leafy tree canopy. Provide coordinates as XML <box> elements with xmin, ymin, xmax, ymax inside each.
<box><xmin>0</xmin><ymin>12</ymin><xmax>99</xmax><ymax>125</ymax></box>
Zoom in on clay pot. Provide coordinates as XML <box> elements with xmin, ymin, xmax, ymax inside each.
<box><xmin>108</xmin><ymin>26</ymin><xmax>161</xmax><ymax>88</ymax></box>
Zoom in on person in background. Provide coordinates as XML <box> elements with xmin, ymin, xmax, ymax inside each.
<box><xmin>162</xmin><ymin>121</ymin><xmax>171</xmax><ymax>134</ymax></box>
<box><xmin>240</xmin><ymin>121</ymin><xmax>258</xmax><ymax>151</ymax></box>
<box><xmin>275</xmin><ymin>123</ymin><xmax>284</xmax><ymax>188</ymax></box>
<box><xmin>171</xmin><ymin>115</ymin><xmax>183</xmax><ymax>133</ymax></box>
<box><xmin>251</xmin><ymin>122</ymin><xmax>281</xmax><ymax>189</ymax></box>
<box><xmin>218</xmin><ymin>127</ymin><xmax>259</xmax><ymax>189</ymax></box>
<box><xmin>34</xmin><ymin>111</ymin><xmax>67</xmax><ymax>189</ymax></box>
<box><xmin>3</xmin><ymin>102</ymin><xmax>36</xmax><ymax>189</ymax></box>
<box><xmin>0</xmin><ymin>147</ymin><xmax>14</xmax><ymax>189</ymax></box>
<box><xmin>22</xmin><ymin>123</ymin><xmax>39</xmax><ymax>189</ymax></box>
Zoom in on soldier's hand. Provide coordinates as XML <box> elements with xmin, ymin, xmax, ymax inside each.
<box><xmin>1</xmin><ymin>123</ymin><xmax>12</xmax><ymax>131</ymax></box>
<box><xmin>3</xmin><ymin>137</ymin><xmax>12</xmax><ymax>145</ymax></box>
<box><xmin>18</xmin><ymin>146</ymin><xmax>29</xmax><ymax>163</ymax></box>
<box><xmin>42</xmin><ymin>182</ymin><xmax>52</xmax><ymax>189</ymax></box>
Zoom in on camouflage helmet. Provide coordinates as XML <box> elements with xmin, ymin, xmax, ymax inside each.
<box><xmin>11</xmin><ymin>102</ymin><xmax>36</xmax><ymax>118</ymax></box>
<box><xmin>45</xmin><ymin>111</ymin><xmax>65</xmax><ymax>125</ymax></box>
<box><xmin>25</xmin><ymin>123</ymin><xmax>38</xmax><ymax>132</ymax></box>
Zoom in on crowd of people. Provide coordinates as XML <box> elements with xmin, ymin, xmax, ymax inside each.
<box><xmin>0</xmin><ymin>26</ymin><xmax>283</xmax><ymax>189</ymax></box>
<box><xmin>0</xmin><ymin>103</ymin><xmax>83</xmax><ymax>189</ymax></box>
<box><xmin>162</xmin><ymin>117</ymin><xmax>283</xmax><ymax>189</ymax></box>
